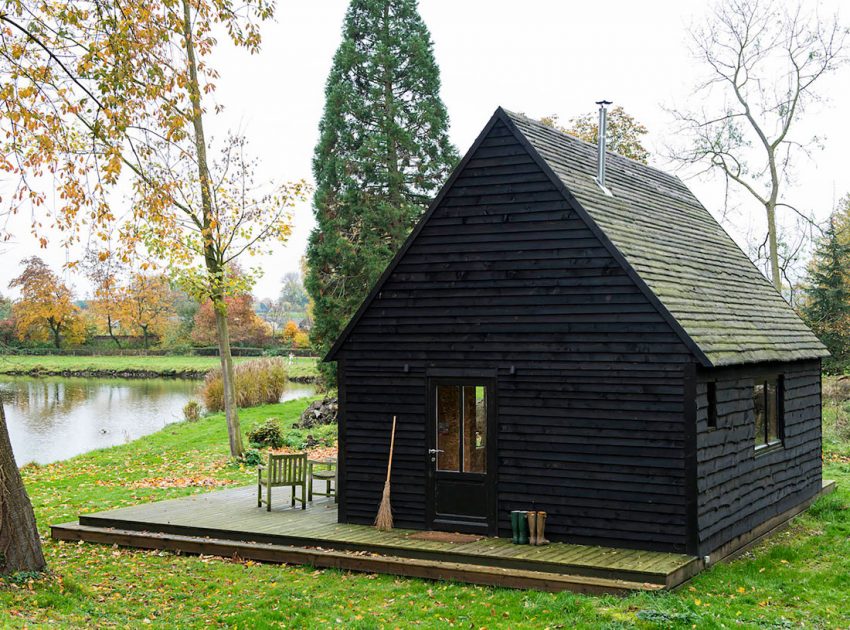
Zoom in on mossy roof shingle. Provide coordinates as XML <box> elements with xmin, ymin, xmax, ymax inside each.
<box><xmin>504</xmin><ymin>109</ymin><xmax>827</xmax><ymax>367</ymax></box>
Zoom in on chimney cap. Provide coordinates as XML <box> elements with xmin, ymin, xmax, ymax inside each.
<box><xmin>595</xmin><ymin>99</ymin><xmax>613</xmax><ymax>106</ymax></box>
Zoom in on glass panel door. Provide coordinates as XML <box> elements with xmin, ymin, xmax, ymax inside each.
<box><xmin>435</xmin><ymin>384</ymin><xmax>486</xmax><ymax>474</ymax></box>
<box><xmin>436</xmin><ymin>385</ymin><xmax>460</xmax><ymax>472</ymax></box>
<box><xmin>428</xmin><ymin>379</ymin><xmax>494</xmax><ymax>534</ymax></box>
<box><xmin>463</xmin><ymin>386</ymin><xmax>486</xmax><ymax>473</ymax></box>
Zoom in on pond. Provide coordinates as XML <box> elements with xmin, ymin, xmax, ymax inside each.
<box><xmin>0</xmin><ymin>376</ymin><xmax>318</xmax><ymax>465</ymax></box>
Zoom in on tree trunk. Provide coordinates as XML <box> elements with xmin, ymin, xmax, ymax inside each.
<box><xmin>141</xmin><ymin>325</ymin><xmax>149</xmax><ymax>350</ymax></box>
<box><xmin>0</xmin><ymin>403</ymin><xmax>46</xmax><ymax>575</ymax></box>
<box><xmin>213</xmin><ymin>298</ymin><xmax>243</xmax><ymax>457</ymax></box>
<box><xmin>181</xmin><ymin>0</ymin><xmax>242</xmax><ymax>458</ymax></box>
<box><xmin>107</xmin><ymin>314</ymin><xmax>121</xmax><ymax>348</ymax></box>
<box><xmin>49</xmin><ymin>320</ymin><xmax>61</xmax><ymax>349</ymax></box>
<box><xmin>766</xmin><ymin>201</ymin><xmax>781</xmax><ymax>292</ymax></box>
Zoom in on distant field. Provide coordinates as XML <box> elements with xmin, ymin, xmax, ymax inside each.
<box><xmin>0</xmin><ymin>354</ymin><xmax>319</xmax><ymax>379</ymax></box>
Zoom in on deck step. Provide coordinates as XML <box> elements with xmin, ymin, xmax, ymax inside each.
<box><xmin>51</xmin><ymin>521</ymin><xmax>666</xmax><ymax>595</ymax></box>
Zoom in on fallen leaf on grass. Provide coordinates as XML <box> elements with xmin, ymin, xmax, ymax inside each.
<box><xmin>96</xmin><ymin>476</ymin><xmax>235</xmax><ymax>489</ymax></box>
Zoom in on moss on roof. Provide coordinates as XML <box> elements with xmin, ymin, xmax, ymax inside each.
<box><xmin>504</xmin><ymin>110</ymin><xmax>828</xmax><ymax>367</ymax></box>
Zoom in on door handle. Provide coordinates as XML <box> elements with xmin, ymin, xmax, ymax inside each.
<box><xmin>427</xmin><ymin>449</ymin><xmax>444</xmax><ymax>454</ymax></box>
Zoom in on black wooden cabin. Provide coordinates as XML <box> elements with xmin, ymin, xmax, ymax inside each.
<box><xmin>324</xmin><ymin>108</ymin><xmax>828</xmax><ymax>556</ymax></box>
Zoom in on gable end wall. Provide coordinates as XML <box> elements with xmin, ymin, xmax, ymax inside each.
<box><xmin>337</xmin><ymin>121</ymin><xmax>697</xmax><ymax>551</ymax></box>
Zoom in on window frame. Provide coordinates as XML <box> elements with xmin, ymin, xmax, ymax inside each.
<box><xmin>433</xmin><ymin>382</ymin><xmax>489</xmax><ymax>475</ymax></box>
<box><xmin>706</xmin><ymin>381</ymin><xmax>718</xmax><ymax>429</ymax></box>
<box><xmin>753</xmin><ymin>374</ymin><xmax>784</xmax><ymax>453</ymax></box>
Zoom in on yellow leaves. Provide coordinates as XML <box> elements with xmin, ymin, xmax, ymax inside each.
<box><xmin>9</xmin><ymin>256</ymin><xmax>85</xmax><ymax>347</ymax></box>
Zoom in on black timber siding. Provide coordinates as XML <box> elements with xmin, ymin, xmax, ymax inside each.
<box><xmin>336</xmin><ymin>121</ymin><xmax>697</xmax><ymax>552</ymax></box>
<box><xmin>695</xmin><ymin>360</ymin><xmax>822</xmax><ymax>555</ymax></box>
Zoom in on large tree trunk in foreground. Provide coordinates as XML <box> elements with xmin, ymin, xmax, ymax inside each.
<box><xmin>213</xmin><ymin>300</ymin><xmax>243</xmax><ymax>458</ymax></box>
<box><xmin>0</xmin><ymin>403</ymin><xmax>46</xmax><ymax>575</ymax></box>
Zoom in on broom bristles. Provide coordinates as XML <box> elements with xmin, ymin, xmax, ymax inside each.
<box><xmin>374</xmin><ymin>480</ymin><xmax>393</xmax><ymax>531</ymax></box>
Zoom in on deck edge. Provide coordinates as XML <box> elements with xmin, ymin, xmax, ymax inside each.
<box><xmin>50</xmin><ymin>522</ymin><xmax>665</xmax><ymax>595</ymax></box>
<box><xmin>76</xmin><ymin>511</ymin><xmax>683</xmax><ymax>585</ymax></box>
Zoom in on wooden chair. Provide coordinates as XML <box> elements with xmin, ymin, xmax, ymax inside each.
<box><xmin>308</xmin><ymin>460</ymin><xmax>337</xmax><ymax>502</ymax></box>
<box><xmin>257</xmin><ymin>453</ymin><xmax>307</xmax><ymax>511</ymax></box>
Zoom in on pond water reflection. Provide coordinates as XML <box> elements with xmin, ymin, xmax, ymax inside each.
<box><xmin>0</xmin><ymin>376</ymin><xmax>316</xmax><ymax>465</ymax></box>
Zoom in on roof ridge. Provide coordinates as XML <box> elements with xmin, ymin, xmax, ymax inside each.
<box><xmin>500</xmin><ymin>107</ymin><xmax>827</xmax><ymax>366</ymax></box>
<box><xmin>500</xmin><ymin>108</ymin><xmax>679</xmax><ymax>180</ymax></box>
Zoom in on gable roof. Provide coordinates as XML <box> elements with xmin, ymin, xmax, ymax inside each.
<box><xmin>326</xmin><ymin>107</ymin><xmax>828</xmax><ymax>366</ymax></box>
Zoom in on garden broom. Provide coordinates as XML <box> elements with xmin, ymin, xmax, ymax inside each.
<box><xmin>374</xmin><ymin>415</ymin><xmax>397</xmax><ymax>531</ymax></box>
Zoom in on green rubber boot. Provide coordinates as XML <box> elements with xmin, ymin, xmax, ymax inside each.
<box><xmin>517</xmin><ymin>511</ymin><xmax>529</xmax><ymax>545</ymax></box>
<box><xmin>510</xmin><ymin>510</ymin><xmax>520</xmax><ymax>544</ymax></box>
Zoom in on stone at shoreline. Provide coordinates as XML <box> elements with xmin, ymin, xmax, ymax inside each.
<box><xmin>296</xmin><ymin>397</ymin><xmax>338</xmax><ymax>429</ymax></box>
<box><xmin>2</xmin><ymin>367</ymin><xmax>319</xmax><ymax>383</ymax></box>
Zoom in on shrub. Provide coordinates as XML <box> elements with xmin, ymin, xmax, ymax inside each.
<box><xmin>201</xmin><ymin>358</ymin><xmax>287</xmax><ymax>412</ymax></box>
<box><xmin>823</xmin><ymin>375</ymin><xmax>850</xmax><ymax>403</ymax></box>
<box><xmin>282</xmin><ymin>320</ymin><xmax>299</xmax><ymax>342</ymax></box>
<box><xmin>241</xmin><ymin>448</ymin><xmax>264</xmax><ymax>467</ymax></box>
<box><xmin>247</xmin><ymin>418</ymin><xmax>284</xmax><ymax>448</ymax></box>
<box><xmin>182</xmin><ymin>400</ymin><xmax>202</xmax><ymax>422</ymax></box>
<box><xmin>293</xmin><ymin>330</ymin><xmax>310</xmax><ymax>349</ymax></box>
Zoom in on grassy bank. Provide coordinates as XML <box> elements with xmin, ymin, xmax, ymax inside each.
<box><xmin>0</xmin><ymin>354</ymin><xmax>319</xmax><ymax>380</ymax></box>
<box><xmin>2</xmin><ymin>394</ymin><xmax>849</xmax><ymax>627</ymax></box>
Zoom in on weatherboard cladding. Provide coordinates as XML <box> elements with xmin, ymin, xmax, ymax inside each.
<box><xmin>329</xmin><ymin>108</ymin><xmax>825</xmax><ymax>367</ymax></box>
<box><xmin>694</xmin><ymin>360</ymin><xmax>822</xmax><ymax>555</ymax></box>
<box><xmin>502</xmin><ymin>110</ymin><xmax>827</xmax><ymax>367</ymax></box>
<box><xmin>336</xmin><ymin>120</ymin><xmax>693</xmax><ymax>549</ymax></box>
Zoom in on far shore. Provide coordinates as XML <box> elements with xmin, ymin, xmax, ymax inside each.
<box><xmin>0</xmin><ymin>354</ymin><xmax>320</xmax><ymax>382</ymax></box>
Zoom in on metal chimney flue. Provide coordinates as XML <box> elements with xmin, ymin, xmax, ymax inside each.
<box><xmin>595</xmin><ymin>100</ymin><xmax>613</xmax><ymax>195</ymax></box>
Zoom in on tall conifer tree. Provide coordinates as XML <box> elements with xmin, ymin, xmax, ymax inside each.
<box><xmin>803</xmin><ymin>206</ymin><xmax>850</xmax><ymax>368</ymax></box>
<box><xmin>306</xmin><ymin>0</ymin><xmax>458</xmax><ymax>381</ymax></box>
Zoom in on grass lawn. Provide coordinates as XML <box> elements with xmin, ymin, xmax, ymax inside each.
<box><xmin>0</xmin><ymin>354</ymin><xmax>319</xmax><ymax>380</ymax></box>
<box><xmin>2</xmin><ymin>393</ymin><xmax>849</xmax><ymax>628</ymax></box>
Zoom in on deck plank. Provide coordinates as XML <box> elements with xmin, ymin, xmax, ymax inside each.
<box><xmin>71</xmin><ymin>485</ymin><xmax>698</xmax><ymax>589</ymax></box>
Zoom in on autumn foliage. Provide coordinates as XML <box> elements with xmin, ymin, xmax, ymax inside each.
<box><xmin>282</xmin><ymin>320</ymin><xmax>299</xmax><ymax>343</ymax></box>
<box><xmin>539</xmin><ymin>106</ymin><xmax>650</xmax><ymax>163</ymax></box>
<box><xmin>192</xmin><ymin>294</ymin><xmax>272</xmax><ymax>347</ymax></box>
<box><xmin>9</xmin><ymin>257</ymin><xmax>86</xmax><ymax>348</ymax></box>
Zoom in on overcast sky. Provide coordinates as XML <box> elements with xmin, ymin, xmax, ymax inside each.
<box><xmin>2</xmin><ymin>0</ymin><xmax>847</xmax><ymax>301</ymax></box>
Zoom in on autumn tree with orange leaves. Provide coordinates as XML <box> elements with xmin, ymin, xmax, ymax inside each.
<box><xmin>192</xmin><ymin>293</ymin><xmax>272</xmax><ymax>348</ymax></box>
<box><xmin>539</xmin><ymin>106</ymin><xmax>650</xmax><ymax>163</ymax></box>
<box><xmin>125</xmin><ymin>273</ymin><xmax>175</xmax><ymax>349</ymax></box>
<box><xmin>9</xmin><ymin>257</ymin><xmax>86</xmax><ymax>349</ymax></box>
<box><xmin>84</xmin><ymin>248</ymin><xmax>130</xmax><ymax>348</ymax></box>
<box><xmin>0</xmin><ymin>0</ymin><xmax>305</xmax><ymax>573</ymax></box>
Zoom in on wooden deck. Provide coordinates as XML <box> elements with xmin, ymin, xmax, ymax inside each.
<box><xmin>53</xmin><ymin>485</ymin><xmax>702</xmax><ymax>594</ymax></box>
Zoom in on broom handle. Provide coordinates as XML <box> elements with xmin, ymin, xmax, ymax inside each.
<box><xmin>385</xmin><ymin>416</ymin><xmax>397</xmax><ymax>481</ymax></box>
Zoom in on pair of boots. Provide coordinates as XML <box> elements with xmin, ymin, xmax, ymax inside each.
<box><xmin>527</xmin><ymin>511</ymin><xmax>549</xmax><ymax>546</ymax></box>
<box><xmin>510</xmin><ymin>510</ymin><xmax>548</xmax><ymax>545</ymax></box>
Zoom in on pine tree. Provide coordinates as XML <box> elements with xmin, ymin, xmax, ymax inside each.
<box><xmin>803</xmin><ymin>211</ymin><xmax>850</xmax><ymax>366</ymax></box>
<box><xmin>306</xmin><ymin>0</ymin><xmax>458</xmax><ymax>382</ymax></box>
